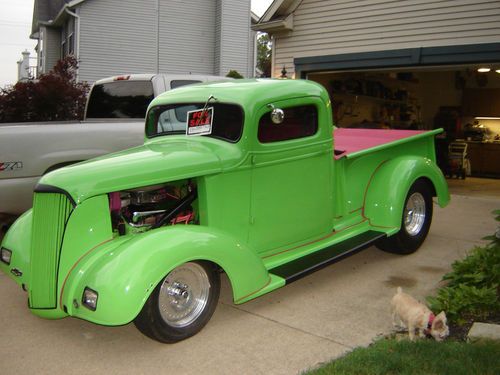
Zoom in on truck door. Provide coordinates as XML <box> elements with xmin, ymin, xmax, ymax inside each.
<box><xmin>249</xmin><ymin>97</ymin><xmax>333</xmax><ymax>255</ymax></box>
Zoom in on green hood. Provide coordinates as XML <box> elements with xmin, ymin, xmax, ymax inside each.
<box><xmin>39</xmin><ymin>137</ymin><xmax>239</xmax><ymax>204</ymax></box>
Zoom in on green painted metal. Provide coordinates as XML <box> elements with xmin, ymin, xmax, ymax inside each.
<box><xmin>0</xmin><ymin>209</ymin><xmax>33</xmax><ymax>287</ymax></box>
<box><xmin>60</xmin><ymin>226</ymin><xmax>278</xmax><ymax>325</ymax></box>
<box><xmin>0</xmin><ymin>79</ymin><xmax>449</xmax><ymax>328</ymax></box>
<box><xmin>29</xmin><ymin>193</ymin><xmax>73</xmax><ymax>309</ymax></box>
<box><xmin>364</xmin><ymin>156</ymin><xmax>449</xmax><ymax>232</ymax></box>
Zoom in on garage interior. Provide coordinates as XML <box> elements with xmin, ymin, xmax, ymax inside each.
<box><xmin>308</xmin><ymin>65</ymin><xmax>500</xmax><ymax>179</ymax></box>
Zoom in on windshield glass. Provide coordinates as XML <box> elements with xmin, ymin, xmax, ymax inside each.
<box><xmin>86</xmin><ymin>80</ymin><xmax>154</xmax><ymax>118</ymax></box>
<box><xmin>146</xmin><ymin>103</ymin><xmax>243</xmax><ymax>142</ymax></box>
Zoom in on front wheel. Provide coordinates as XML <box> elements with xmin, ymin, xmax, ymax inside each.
<box><xmin>376</xmin><ymin>180</ymin><xmax>433</xmax><ymax>254</ymax></box>
<box><xmin>134</xmin><ymin>261</ymin><xmax>220</xmax><ymax>343</ymax></box>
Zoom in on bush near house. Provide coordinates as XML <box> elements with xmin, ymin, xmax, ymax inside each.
<box><xmin>226</xmin><ymin>70</ymin><xmax>244</xmax><ymax>79</ymax></box>
<box><xmin>0</xmin><ymin>56</ymin><xmax>89</xmax><ymax>123</ymax></box>
<box><xmin>427</xmin><ymin>209</ymin><xmax>500</xmax><ymax>335</ymax></box>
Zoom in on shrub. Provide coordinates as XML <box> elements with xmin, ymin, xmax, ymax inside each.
<box><xmin>427</xmin><ymin>210</ymin><xmax>500</xmax><ymax>325</ymax></box>
<box><xmin>226</xmin><ymin>70</ymin><xmax>244</xmax><ymax>79</ymax></box>
<box><xmin>0</xmin><ymin>56</ymin><xmax>89</xmax><ymax>122</ymax></box>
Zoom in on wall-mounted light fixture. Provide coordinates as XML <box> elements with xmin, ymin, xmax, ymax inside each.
<box><xmin>280</xmin><ymin>65</ymin><xmax>287</xmax><ymax>79</ymax></box>
<box><xmin>477</xmin><ymin>67</ymin><xmax>491</xmax><ymax>73</ymax></box>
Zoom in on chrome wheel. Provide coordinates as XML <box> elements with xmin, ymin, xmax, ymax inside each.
<box><xmin>404</xmin><ymin>192</ymin><xmax>426</xmax><ymax>236</ymax></box>
<box><xmin>158</xmin><ymin>262</ymin><xmax>210</xmax><ymax>328</ymax></box>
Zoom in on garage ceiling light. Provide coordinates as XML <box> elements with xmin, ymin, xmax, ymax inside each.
<box><xmin>477</xmin><ymin>67</ymin><xmax>491</xmax><ymax>73</ymax></box>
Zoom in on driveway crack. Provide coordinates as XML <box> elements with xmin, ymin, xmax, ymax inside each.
<box><xmin>219</xmin><ymin>301</ymin><xmax>353</xmax><ymax>350</ymax></box>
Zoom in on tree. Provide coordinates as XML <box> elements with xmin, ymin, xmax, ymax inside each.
<box><xmin>0</xmin><ymin>56</ymin><xmax>89</xmax><ymax>123</ymax></box>
<box><xmin>256</xmin><ymin>33</ymin><xmax>272</xmax><ymax>77</ymax></box>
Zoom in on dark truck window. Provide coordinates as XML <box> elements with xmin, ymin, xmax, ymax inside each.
<box><xmin>170</xmin><ymin>80</ymin><xmax>201</xmax><ymax>89</ymax></box>
<box><xmin>86</xmin><ymin>80</ymin><xmax>154</xmax><ymax>118</ymax></box>
<box><xmin>146</xmin><ymin>103</ymin><xmax>243</xmax><ymax>142</ymax></box>
<box><xmin>258</xmin><ymin>105</ymin><xmax>318</xmax><ymax>143</ymax></box>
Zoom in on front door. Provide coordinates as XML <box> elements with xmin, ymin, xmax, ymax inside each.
<box><xmin>248</xmin><ymin>97</ymin><xmax>333</xmax><ymax>255</ymax></box>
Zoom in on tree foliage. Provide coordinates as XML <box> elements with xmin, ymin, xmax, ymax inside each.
<box><xmin>256</xmin><ymin>33</ymin><xmax>272</xmax><ymax>77</ymax></box>
<box><xmin>0</xmin><ymin>56</ymin><xmax>89</xmax><ymax>123</ymax></box>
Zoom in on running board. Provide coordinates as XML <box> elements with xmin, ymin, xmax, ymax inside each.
<box><xmin>269</xmin><ymin>231</ymin><xmax>386</xmax><ymax>284</ymax></box>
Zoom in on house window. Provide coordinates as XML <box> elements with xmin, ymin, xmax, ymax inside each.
<box><xmin>258</xmin><ymin>105</ymin><xmax>318</xmax><ymax>143</ymax></box>
<box><xmin>61</xmin><ymin>17</ymin><xmax>75</xmax><ymax>57</ymax></box>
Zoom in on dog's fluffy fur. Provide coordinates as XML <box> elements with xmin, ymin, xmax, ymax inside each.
<box><xmin>391</xmin><ymin>287</ymin><xmax>449</xmax><ymax>341</ymax></box>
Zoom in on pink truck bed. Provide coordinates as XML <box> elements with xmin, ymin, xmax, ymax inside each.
<box><xmin>333</xmin><ymin>128</ymin><xmax>426</xmax><ymax>159</ymax></box>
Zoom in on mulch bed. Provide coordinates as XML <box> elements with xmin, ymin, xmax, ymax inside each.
<box><xmin>449</xmin><ymin>312</ymin><xmax>500</xmax><ymax>341</ymax></box>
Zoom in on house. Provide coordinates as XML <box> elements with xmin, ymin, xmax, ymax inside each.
<box><xmin>254</xmin><ymin>0</ymin><xmax>500</xmax><ymax>178</ymax></box>
<box><xmin>31</xmin><ymin>0</ymin><xmax>255</xmax><ymax>82</ymax></box>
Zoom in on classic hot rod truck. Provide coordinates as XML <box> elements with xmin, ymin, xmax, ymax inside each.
<box><xmin>0</xmin><ymin>79</ymin><xmax>449</xmax><ymax>343</ymax></box>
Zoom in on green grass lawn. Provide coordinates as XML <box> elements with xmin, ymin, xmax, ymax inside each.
<box><xmin>306</xmin><ymin>338</ymin><xmax>500</xmax><ymax>375</ymax></box>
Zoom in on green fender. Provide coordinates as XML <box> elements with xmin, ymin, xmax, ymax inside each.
<box><xmin>364</xmin><ymin>156</ymin><xmax>450</xmax><ymax>233</ymax></box>
<box><xmin>0</xmin><ymin>209</ymin><xmax>33</xmax><ymax>288</ymax></box>
<box><xmin>61</xmin><ymin>225</ymin><xmax>270</xmax><ymax>326</ymax></box>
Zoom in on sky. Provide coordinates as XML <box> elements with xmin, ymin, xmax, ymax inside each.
<box><xmin>0</xmin><ymin>0</ymin><xmax>274</xmax><ymax>88</ymax></box>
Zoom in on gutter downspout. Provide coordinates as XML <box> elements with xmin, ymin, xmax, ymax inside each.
<box><xmin>65</xmin><ymin>7</ymin><xmax>81</xmax><ymax>82</ymax></box>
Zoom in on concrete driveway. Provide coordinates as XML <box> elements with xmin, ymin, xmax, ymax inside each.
<box><xmin>0</xmin><ymin>193</ymin><xmax>498</xmax><ymax>375</ymax></box>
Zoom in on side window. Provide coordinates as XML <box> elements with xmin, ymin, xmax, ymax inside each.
<box><xmin>258</xmin><ymin>105</ymin><xmax>318</xmax><ymax>143</ymax></box>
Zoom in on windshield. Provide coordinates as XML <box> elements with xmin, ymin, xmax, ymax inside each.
<box><xmin>86</xmin><ymin>80</ymin><xmax>154</xmax><ymax>118</ymax></box>
<box><xmin>146</xmin><ymin>103</ymin><xmax>244</xmax><ymax>142</ymax></box>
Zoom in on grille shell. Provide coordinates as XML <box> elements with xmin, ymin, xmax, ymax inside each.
<box><xmin>29</xmin><ymin>192</ymin><xmax>74</xmax><ymax>309</ymax></box>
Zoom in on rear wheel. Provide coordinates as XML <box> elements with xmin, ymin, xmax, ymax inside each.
<box><xmin>376</xmin><ymin>180</ymin><xmax>433</xmax><ymax>254</ymax></box>
<box><xmin>134</xmin><ymin>261</ymin><xmax>220</xmax><ymax>343</ymax></box>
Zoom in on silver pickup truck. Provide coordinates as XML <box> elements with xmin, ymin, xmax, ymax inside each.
<box><xmin>0</xmin><ymin>74</ymin><xmax>225</xmax><ymax>216</ymax></box>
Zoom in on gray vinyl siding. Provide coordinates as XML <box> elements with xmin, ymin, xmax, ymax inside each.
<box><xmin>77</xmin><ymin>0</ymin><xmax>157</xmax><ymax>83</ymax></box>
<box><xmin>71</xmin><ymin>0</ymin><xmax>251</xmax><ymax>82</ymax></box>
<box><xmin>43</xmin><ymin>26</ymin><xmax>61</xmax><ymax>73</ymax></box>
<box><xmin>158</xmin><ymin>0</ymin><xmax>215</xmax><ymax>75</ymax></box>
<box><xmin>272</xmin><ymin>0</ymin><xmax>500</xmax><ymax>77</ymax></box>
<box><xmin>217</xmin><ymin>0</ymin><xmax>251</xmax><ymax>77</ymax></box>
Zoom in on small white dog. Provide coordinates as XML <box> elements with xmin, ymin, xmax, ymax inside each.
<box><xmin>391</xmin><ymin>287</ymin><xmax>449</xmax><ymax>341</ymax></box>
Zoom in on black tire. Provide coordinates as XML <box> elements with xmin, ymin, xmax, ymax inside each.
<box><xmin>134</xmin><ymin>261</ymin><xmax>220</xmax><ymax>343</ymax></box>
<box><xmin>375</xmin><ymin>179</ymin><xmax>433</xmax><ymax>254</ymax></box>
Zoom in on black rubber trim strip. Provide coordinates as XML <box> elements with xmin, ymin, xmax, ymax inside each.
<box><xmin>269</xmin><ymin>230</ymin><xmax>386</xmax><ymax>284</ymax></box>
<box><xmin>34</xmin><ymin>183</ymin><xmax>77</xmax><ymax>207</ymax></box>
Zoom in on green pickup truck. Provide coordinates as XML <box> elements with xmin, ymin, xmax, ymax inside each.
<box><xmin>0</xmin><ymin>79</ymin><xmax>449</xmax><ymax>343</ymax></box>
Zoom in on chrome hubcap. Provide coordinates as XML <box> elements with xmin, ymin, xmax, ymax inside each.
<box><xmin>158</xmin><ymin>263</ymin><xmax>210</xmax><ymax>328</ymax></box>
<box><xmin>404</xmin><ymin>192</ymin><xmax>426</xmax><ymax>236</ymax></box>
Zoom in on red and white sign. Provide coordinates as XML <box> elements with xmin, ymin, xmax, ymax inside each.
<box><xmin>186</xmin><ymin>107</ymin><xmax>214</xmax><ymax>136</ymax></box>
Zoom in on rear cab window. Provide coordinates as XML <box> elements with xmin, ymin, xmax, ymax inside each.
<box><xmin>258</xmin><ymin>105</ymin><xmax>318</xmax><ymax>143</ymax></box>
<box><xmin>86</xmin><ymin>80</ymin><xmax>154</xmax><ymax>118</ymax></box>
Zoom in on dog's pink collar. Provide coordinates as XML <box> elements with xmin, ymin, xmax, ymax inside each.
<box><xmin>425</xmin><ymin>313</ymin><xmax>436</xmax><ymax>335</ymax></box>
